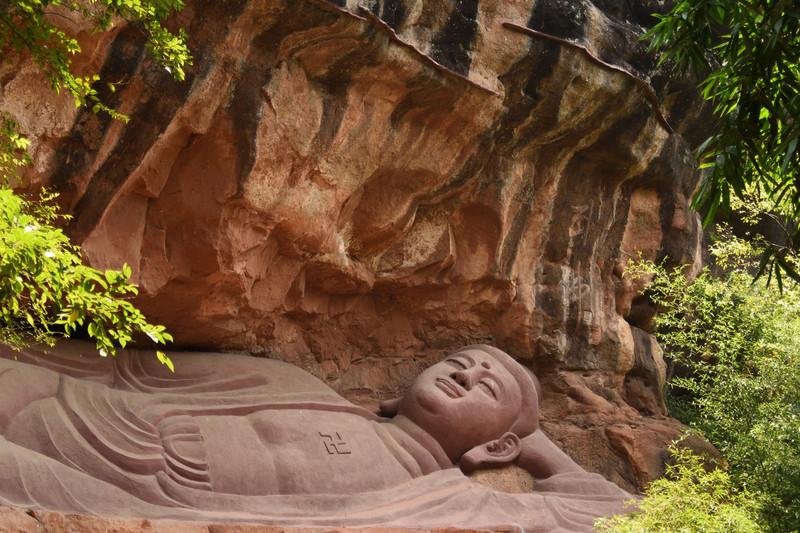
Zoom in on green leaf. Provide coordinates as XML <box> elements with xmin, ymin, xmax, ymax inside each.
<box><xmin>781</xmin><ymin>137</ymin><xmax>797</xmax><ymax>176</ymax></box>
<box><xmin>627</xmin><ymin>233</ymin><xmax>800</xmax><ymax>530</ymax></box>
<box><xmin>156</xmin><ymin>350</ymin><xmax>175</xmax><ymax>372</ymax></box>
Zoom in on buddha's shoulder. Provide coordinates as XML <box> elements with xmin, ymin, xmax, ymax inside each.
<box><xmin>124</xmin><ymin>350</ymin><xmax>344</xmax><ymax>400</ymax></box>
<box><xmin>0</xmin><ymin>340</ymin><xmax>343</xmax><ymax>400</ymax></box>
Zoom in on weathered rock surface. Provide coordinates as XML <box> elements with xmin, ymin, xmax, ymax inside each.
<box><xmin>1</xmin><ymin>0</ymin><xmax>709</xmax><ymax>492</ymax></box>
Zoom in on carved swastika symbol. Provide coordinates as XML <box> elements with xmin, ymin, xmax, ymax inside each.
<box><xmin>318</xmin><ymin>431</ymin><xmax>352</xmax><ymax>455</ymax></box>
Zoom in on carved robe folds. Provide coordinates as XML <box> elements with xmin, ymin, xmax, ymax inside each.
<box><xmin>0</xmin><ymin>342</ymin><xmax>633</xmax><ymax>532</ymax></box>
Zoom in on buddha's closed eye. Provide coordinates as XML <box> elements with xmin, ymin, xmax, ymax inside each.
<box><xmin>478</xmin><ymin>380</ymin><xmax>498</xmax><ymax>400</ymax></box>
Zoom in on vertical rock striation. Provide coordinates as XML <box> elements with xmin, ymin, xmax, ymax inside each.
<box><xmin>1</xmin><ymin>0</ymin><xmax>712</xmax><ymax>491</ymax></box>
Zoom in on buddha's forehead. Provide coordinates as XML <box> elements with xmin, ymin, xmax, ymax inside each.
<box><xmin>449</xmin><ymin>347</ymin><xmax>503</xmax><ymax>366</ymax></box>
<box><xmin>448</xmin><ymin>348</ymin><xmax>487</xmax><ymax>363</ymax></box>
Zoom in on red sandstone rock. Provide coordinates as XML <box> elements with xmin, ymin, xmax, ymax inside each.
<box><xmin>0</xmin><ymin>508</ymin><xmax>41</xmax><ymax>533</ymax></box>
<box><xmin>0</xmin><ymin>0</ymin><xmax>711</xmax><ymax>492</ymax></box>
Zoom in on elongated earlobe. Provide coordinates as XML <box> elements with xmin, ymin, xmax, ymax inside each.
<box><xmin>458</xmin><ymin>432</ymin><xmax>522</xmax><ymax>474</ymax></box>
<box><xmin>378</xmin><ymin>397</ymin><xmax>401</xmax><ymax>417</ymax></box>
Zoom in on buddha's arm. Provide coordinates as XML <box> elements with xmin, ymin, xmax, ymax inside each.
<box><xmin>515</xmin><ymin>429</ymin><xmax>583</xmax><ymax>480</ymax></box>
<box><xmin>515</xmin><ymin>430</ymin><xmax>635</xmax><ymax>501</ymax></box>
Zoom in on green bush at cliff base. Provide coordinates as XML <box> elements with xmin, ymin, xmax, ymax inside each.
<box><xmin>624</xmin><ymin>233</ymin><xmax>800</xmax><ymax>532</ymax></box>
<box><xmin>0</xmin><ymin>0</ymin><xmax>191</xmax><ymax>366</ymax></box>
<box><xmin>595</xmin><ymin>444</ymin><xmax>763</xmax><ymax>533</ymax></box>
<box><xmin>0</xmin><ymin>186</ymin><xmax>174</xmax><ymax>369</ymax></box>
<box><xmin>0</xmin><ymin>116</ymin><xmax>174</xmax><ymax>367</ymax></box>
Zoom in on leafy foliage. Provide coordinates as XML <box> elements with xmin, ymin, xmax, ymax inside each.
<box><xmin>596</xmin><ymin>444</ymin><xmax>763</xmax><ymax>533</ymax></box>
<box><xmin>0</xmin><ymin>0</ymin><xmax>190</xmax><ymax>366</ymax></box>
<box><xmin>626</xmin><ymin>234</ymin><xmax>800</xmax><ymax>531</ymax></box>
<box><xmin>0</xmin><ymin>0</ymin><xmax>191</xmax><ymax>118</ymax></box>
<box><xmin>0</xmin><ymin>113</ymin><xmax>31</xmax><ymax>182</ymax></box>
<box><xmin>647</xmin><ymin>1</ymin><xmax>800</xmax><ymax>284</ymax></box>
<box><xmin>0</xmin><ymin>187</ymin><xmax>174</xmax><ymax>368</ymax></box>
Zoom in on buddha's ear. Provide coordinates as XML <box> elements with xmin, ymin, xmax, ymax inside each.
<box><xmin>458</xmin><ymin>432</ymin><xmax>522</xmax><ymax>474</ymax></box>
<box><xmin>378</xmin><ymin>397</ymin><xmax>401</xmax><ymax>417</ymax></box>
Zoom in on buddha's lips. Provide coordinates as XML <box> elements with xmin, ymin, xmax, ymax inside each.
<box><xmin>435</xmin><ymin>378</ymin><xmax>463</xmax><ymax>398</ymax></box>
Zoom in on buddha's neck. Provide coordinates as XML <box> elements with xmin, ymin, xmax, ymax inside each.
<box><xmin>374</xmin><ymin>415</ymin><xmax>453</xmax><ymax>476</ymax></box>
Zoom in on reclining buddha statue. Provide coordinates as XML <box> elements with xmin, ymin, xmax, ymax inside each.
<box><xmin>0</xmin><ymin>342</ymin><xmax>633</xmax><ymax>531</ymax></box>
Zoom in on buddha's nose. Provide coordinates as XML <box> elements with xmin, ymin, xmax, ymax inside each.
<box><xmin>451</xmin><ymin>369</ymin><xmax>473</xmax><ymax>390</ymax></box>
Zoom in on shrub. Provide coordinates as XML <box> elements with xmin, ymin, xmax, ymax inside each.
<box><xmin>596</xmin><ymin>444</ymin><xmax>763</xmax><ymax>533</ymax></box>
<box><xmin>0</xmin><ymin>187</ymin><xmax>173</xmax><ymax>369</ymax></box>
<box><xmin>626</xmin><ymin>235</ymin><xmax>800</xmax><ymax>531</ymax></box>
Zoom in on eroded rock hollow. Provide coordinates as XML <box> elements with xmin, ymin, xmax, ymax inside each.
<box><xmin>1</xmin><ymin>0</ymin><xmax>710</xmax><ymax>492</ymax></box>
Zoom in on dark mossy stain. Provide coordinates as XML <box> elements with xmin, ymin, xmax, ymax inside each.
<box><xmin>227</xmin><ymin>32</ymin><xmax>277</xmax><ymax>196</ymax></box>
<box><xmin>535</xmin><ymin>263</ymin><xmax>566</xmax><ymax>318</ymax></box>
<box><xmin>308</xmin><ymin>22</ymin><xmax>389</xmax><ymax>154</ymax></box>
<box><xmin>51</xmin><ymin>25</ymin><xmax>145</xmax><ymax>195</ymax></box>
<box><xmin>666</xmin><ymin>90</ymin><xmax>697</xmax><ymax>132</ymax></box>
<box><xmin>390</xmin><ymin>74</ymin><xmax>457</xmax><ymax>127</ymax></box>
<box><xmin>590</xmin><ymin>0</ymin><xmax>670</xmax><ymax>29</ymax></box>
<box><xmin>513</xmin><ymin>39</ymin><xmax>561</xmax><ymax>107</ymax></box>
<box><xmin>519</xmin><ymin>50</ymin><xmax>561</xmax><ymax>105</ymax></box>
<box><xmin>68</xmin><ymin>72</ymin><xmax>193</xmax><ymax>241</ymax></box>
<box><xmin>610</xmin><ymin>179</ymin><xmax>636</xmax><ymax>255</ymax></box>
<box><xmin>64</xmin><ymin>0</ymin><xmax>249</xmax><ymax>241</ymax></box>
<box><xmin>427</xmin><ymin>33</ymin><xmax>563</xmax><ymax>254</ymax></box>
<box><xmin>594</xmin><ymin>19</ymin><xmax>655</xmax><ymax>75</ymax></box>
<box><xmin>502</xmin><ymin>42</ymin><xmax>562</xmax><ymax>151</ymax></box>
<box><xmin>229</xmin><ymin>5</ymin><xmax>344</xmax><ymax>195</ymax></box>
<box><xmin>313</xmin><ymin>95</ymin><xmax>348</xmax><ymax>155</ymax></box>
<box><xmin>543</xmin><ymin>105</ymin><xmax>653</xmax><ymax>264</ymax></box>
<box><xmin>498</xmin><ymin>177</ymin><xmax>535</xmax><ymax>277</ymax></box>
<box><xmin>317</xmin><ymin>24</ymin><xmax>386</xmax><ymax>92</ymax></box>
<box><xmin>464</xmin><ymin>41</ymin><xmax>558</xmax><ymax>160</ymax></box>
<box><xmin>528</xmin><ymin>0</ymin><xmax>586</xmax><ymax>41</ymax></box>
<box><xmin>430</xmin><ymin>0</ymin><xmax>479</xmax><ymax>76</ymax></box>
<box><xmin>425</xmin><ymin>130</ymin><xmax>494</xmax><ymax>201</ymax></box>
<box><xmin>376</xmin><ymin>0</ymin><xmax>406</xmax><ymax>30</ymax></box>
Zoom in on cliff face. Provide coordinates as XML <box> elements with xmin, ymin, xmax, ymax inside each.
<box><xmin>1</xmin><ymin>0</ymin><xmax>710</xmax><ymax>491</ymax></box>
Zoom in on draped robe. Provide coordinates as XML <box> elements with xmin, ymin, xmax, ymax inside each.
<box><xmin>0</xmin><ymin>342</ymin><xmax>634</xmax><ymax>532</ymax></box>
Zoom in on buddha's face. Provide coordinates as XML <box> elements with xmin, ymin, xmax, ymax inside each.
<box><xmin>397</xmin><ymin>348</ymin><xmax>524</xmax><ymax>460</ymax></box>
